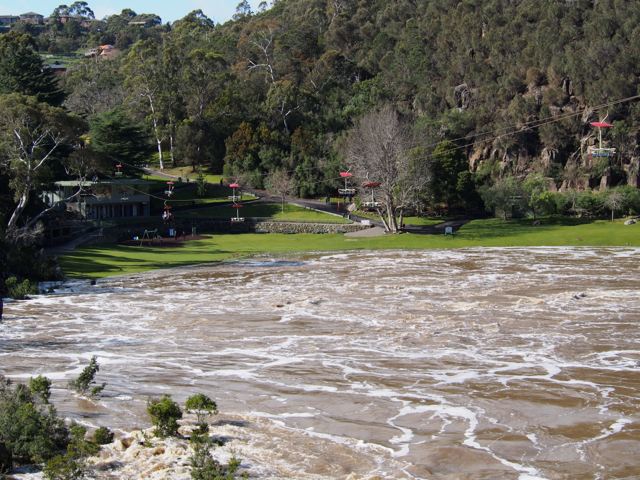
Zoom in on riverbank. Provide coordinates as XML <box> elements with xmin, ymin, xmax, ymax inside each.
<box><xmin>56</xmin><ymin>217</ymin><xmax>638</xmax><ymax>279</ymax></box>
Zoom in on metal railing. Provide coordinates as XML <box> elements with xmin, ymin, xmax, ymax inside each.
<box><xmin>65</xmin><ymin>228</ymin><xmax>107</xmax><ymax>249</ymax></box>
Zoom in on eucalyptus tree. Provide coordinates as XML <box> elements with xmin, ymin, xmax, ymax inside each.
<box><xmin>237</xmin><ymin>20</ymin><xmax>282</xmax><ymax>85</ymax></box>
<box><xmin>0</xmin><ymin>94</ymin><xmax>85</xmax><ymax>228</ymax></box>
<box><xmin>182</xmin><ymin>49</ymin><xmax>226</xmax><ymax>119</ymax></box>
<box><xmin>63</xmin><ymin>60</ymin><xmax>126</xmax><ymax>117</ymax></box>
<box><xmin>122</xmin><ymin>37</ymin><xmax>184</xmax><ymax>169</ymax></box>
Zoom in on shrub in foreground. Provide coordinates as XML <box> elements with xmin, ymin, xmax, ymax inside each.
<box><xmin>67</xmin><ymin>356</ymin><xmax>106</xmax><ymax>398</ymax></box>
<box><xmin>0</xmin><ymin>376</ymin><xmax>69</xmax><ymax>465</ymax></box>
<box><xmin>43</xmin><ymin>424</ymin><xmax>99</xmax><ymax>480</ymax></box>
<box><xmin>186</xmin><ymin>394</ymin><xmax>218</xmax><ymax>426</ymax></box>
<box><xmin>190</xmin><ymin>433</ymin><xmax>243</xmax><ymax>480</ymax></box>
<box><xmin>147</xmin><ymin>394</ymin><xmax>182</xmax><ymax>438</ymax></box>
<box><xmin>92</xmin><ymin>426</ymin><xmax>114</xmax><ymax>445</ymax></box>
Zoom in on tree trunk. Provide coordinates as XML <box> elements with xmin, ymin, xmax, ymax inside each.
<box><xmin>156</xmin><ymin>137</ymin><xmax>164</xmax><ymax>170</ymax></box>
<box><xmin>169</xmin><ymin>131</ymin><xmax>175</xmax><ymax>168</ymax></box>
<box><xmin>8</xmin><ymin>190</ymin><xmax>30</xmax><ymax>228</ymax></box>
<box><xmin>398</xmin><ymin>207</ymin><xmax>404</xmax><ymax>230</ymax></box>
<box><xmin>386</xmin><ymin>204</ymin><xmax>398</xmax><ymax>233</ymax></box>
<box><xmin>148</xmin><ymin>97</ymin><xmax>164</xmax><ymax>170</ymax></box>
<box><xmin>377</xmin><ymin>208</ymin><xmax>390</xmax><ymax>231</ymax></box>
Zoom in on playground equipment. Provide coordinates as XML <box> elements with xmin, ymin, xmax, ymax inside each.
<box><xmin>588</xmin><ymin>121</ymin><xmax>616</xmax><ymax>162</ymax></box>
<box><xmin>229</xmin><ymin>183</ymin><xmax>245</xmax><ymax>222</ymax></box>
<box><xmin>338</xmin><ymin>172</ymin><xmax>356</xmax><ymax>196</ymax></box>
<box><xmin>165</xmin><ymin>181</ymin><xmax>175</xmax><ymax>196</ymax></box>
<box><xmin>140</xmin><ymin>229</ymin><xmax>161</xmax><ymax>247</ymax></box>
<box><xmin>115</xmin><ymin>164</ymin><xmax>123</xmax><ymax>176</ymax></box>
<box><xmin>362</xmin><ymin>182</ymin><xmax>381</xmax><ymax>210</ymax></box>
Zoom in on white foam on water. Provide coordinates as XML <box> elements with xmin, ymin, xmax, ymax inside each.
<box><xmin>250</xmin><ymin>411</ymin><xmax>317</xmax><ymax>419</ymax></box>
<box><xmin>3</xmin><ymin>247</ymin><xmax>640</xmax><ymax>479</ymax></box>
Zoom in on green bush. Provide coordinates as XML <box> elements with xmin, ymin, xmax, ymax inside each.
<box><xmin>196</xmin><ymin>166</ymin><xmax>208</xmax><ymax>198</ymax></box>
<box><xmin>67</xmin><ymin>356</ymin><xmax>106</xmax><ymax>398</ymax></box>
<box><xmin>189</xmin><ymin>434</ymin><xmax>242</xmax><ymax>480</ymax></box>
<box><xmin>4</xmin><ymin>277</ymin><xmax>39</xmax><ymax>300</ymax></box>
<box><xmin>577</xmin><ymin>190</ymin><xmax>605</xmax><ymax>216</ymax></box>
<box><xmin>42</xmin><ymin>454</ymin><xmax>84</xmax><ymax>480</ymax></box>
<box><xmin>29</xmin><ymin>376</ymin><xmax>52</xmax><ymax>405</ymax></box>
<box><xmin>92</xmin><ymin>426</ymin><xmax>114</xmax><ymax>445</ymax></box>
<box><xmin>0</xmin><ymin>376</ymin><xmax>69</xmax><ymax>464</ymax></box>
<box><xmin>147</xmin><ymin>395</ymin><xmax>182</xmax><ymax>438</ymax></box>
<box><xmin>185</xmin><ymin>394</ymin><xmax>218</xmax><ymax>426</ymax></box>
<box><xmin>42</xmin><ymin>424</ymin><xmax>98</xmax><ymax>480</ymax></box>
<box><xmin>192</xmin><ymin>422</ymin><xmax>209</xmax><ymax>436</ymax></box>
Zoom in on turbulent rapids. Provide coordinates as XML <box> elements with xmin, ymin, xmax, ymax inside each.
<box><xmin>2</xmin><ymin>247</ymin><xmax>640</xmax><ymax>479</ymax></box>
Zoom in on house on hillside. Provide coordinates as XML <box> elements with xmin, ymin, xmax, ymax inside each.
<box><xmin>42</xmin><ymin>62</ymin><xmax>67</xmax><ymax>74</ymax></box>
<box><xmin>84</xmin><ymin>45</ymin><xmax>121</xmax><ymax>60</ymax></box>
<box><xmin>0</xmin><ymin>15</ymin><xmax>20</xmax><ymax>26</ymax></box>
<box><xmin>58</xmin><ymin>14</ymin><xmax>81</xmax><ymax>23</ymax></box>
<box><xmin>19</xmin><ymin>12</ymin><xmax>44</xmax><ymax>24</ymax></box>
<box><xmin>46</xmin><ymin>179</ymin><xmax>156</xmax><ymax>219</ymax></box>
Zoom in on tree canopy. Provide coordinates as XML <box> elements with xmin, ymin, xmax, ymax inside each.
<box><xmin>89</xmin><ymin>107</ymin><xmax>152</xmax><ymax>176</ymax></box>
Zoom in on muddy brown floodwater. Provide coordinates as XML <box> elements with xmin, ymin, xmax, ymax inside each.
<box><xmin>2</xmin><ymin>247</ymin><xmax>640</xmax><ymax>479</ymax></box>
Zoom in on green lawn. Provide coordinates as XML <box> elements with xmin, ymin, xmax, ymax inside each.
<box><xmin>150</xmin><ymin>185</ymin><xmax>257</xmax><ymax>212</ymax></box>
<box><xmin>374</xmin><ymin>214</ymin><xmax>452</xmax><ymax>226</ymax></box>
<box><xmin>347</xmin><ymin>208</ymin><xmax>452</xmax><ymax>226</ymax></box>
<box><xmin>181</xmin><ymin>203</ymin><xmax>348</xmax><ymax>221</ymax></box>
<box><xmin>58</xmin><ymin>216</ymin><xmax>639</xmax><ymax>279</ymax></box>
<box><xmin>146</xmin><ymin>165</ymin><xmax>223</xmax><ymax>184</ymax></box>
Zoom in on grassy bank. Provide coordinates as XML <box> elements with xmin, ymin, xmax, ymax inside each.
<box><xmin>181</xmin><ymin>203</ymin><xmax>348</xmax><ymax>221</ymax></box>
<box><xmin>58</xmin><ymin>217</ymin><xmax>638</xmax><ymax>278</ymax></box>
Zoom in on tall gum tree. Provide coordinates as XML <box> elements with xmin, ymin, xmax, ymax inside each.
<box><xmin>123</xmin><ymin>37</ymin><xmax>183</xmax><ymax>170</ymax></box>
<box><xmin>0</xmin><ymin>94</ymin><xmax>84</xmax><ymax>228</ymax></box>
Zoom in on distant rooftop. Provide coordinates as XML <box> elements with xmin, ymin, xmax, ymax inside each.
<box><xmin>55</xmin><ymin>179</ymin><xmax>156</xmax><ymax>186</ymax></box>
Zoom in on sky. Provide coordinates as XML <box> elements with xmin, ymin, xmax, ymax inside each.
<box><xmin>0</xmin><ymin>0</ymin><xmax>261</xmax><ymax>25</ymax></box>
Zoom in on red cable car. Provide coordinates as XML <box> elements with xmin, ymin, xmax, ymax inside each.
<box><xmin>338</xmin><ymin>172</ymin><xmax>355</xmax><ymax>196</ymax></box>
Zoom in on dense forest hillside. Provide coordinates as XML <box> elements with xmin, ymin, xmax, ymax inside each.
<box><xmin>2</xmin><ymin>0</ymin><xmax>640</xmax><ymax>224</ymax></box>
<box><xmin>1</xmin><ymin>0</ymin><xmax>640</xmax><ymax>293</ymax></box>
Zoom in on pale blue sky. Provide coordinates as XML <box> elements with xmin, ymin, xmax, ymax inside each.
<box><xmin>0</xmin><ymin>0</ymin><xmax>261</xmax><ymax>25</ymax></box>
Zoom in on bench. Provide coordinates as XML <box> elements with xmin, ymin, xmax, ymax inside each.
<box><xmin>282</xmin><ymin>229</ymin><xmax>296</xmax><ymax>234</ymax></box>
<box><xmin>254</xmin><ymin>228</ymin><xmax>268</xmax><ymax>234</ymax></box>
<box><xmin>313</xmin><ymin>229</ymin><xmax>326</xmax><ymax>234</ymax></box>
<box><xmin>336</xmin><ymin>229</ymin><xmax>348</xmax><ymax>233</ymax></box>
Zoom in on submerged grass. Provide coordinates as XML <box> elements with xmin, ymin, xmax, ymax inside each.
<box><xmin>58</xmin><ymin>216</ymin><xmax>638</xmax><ymax>278</ymax></box>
